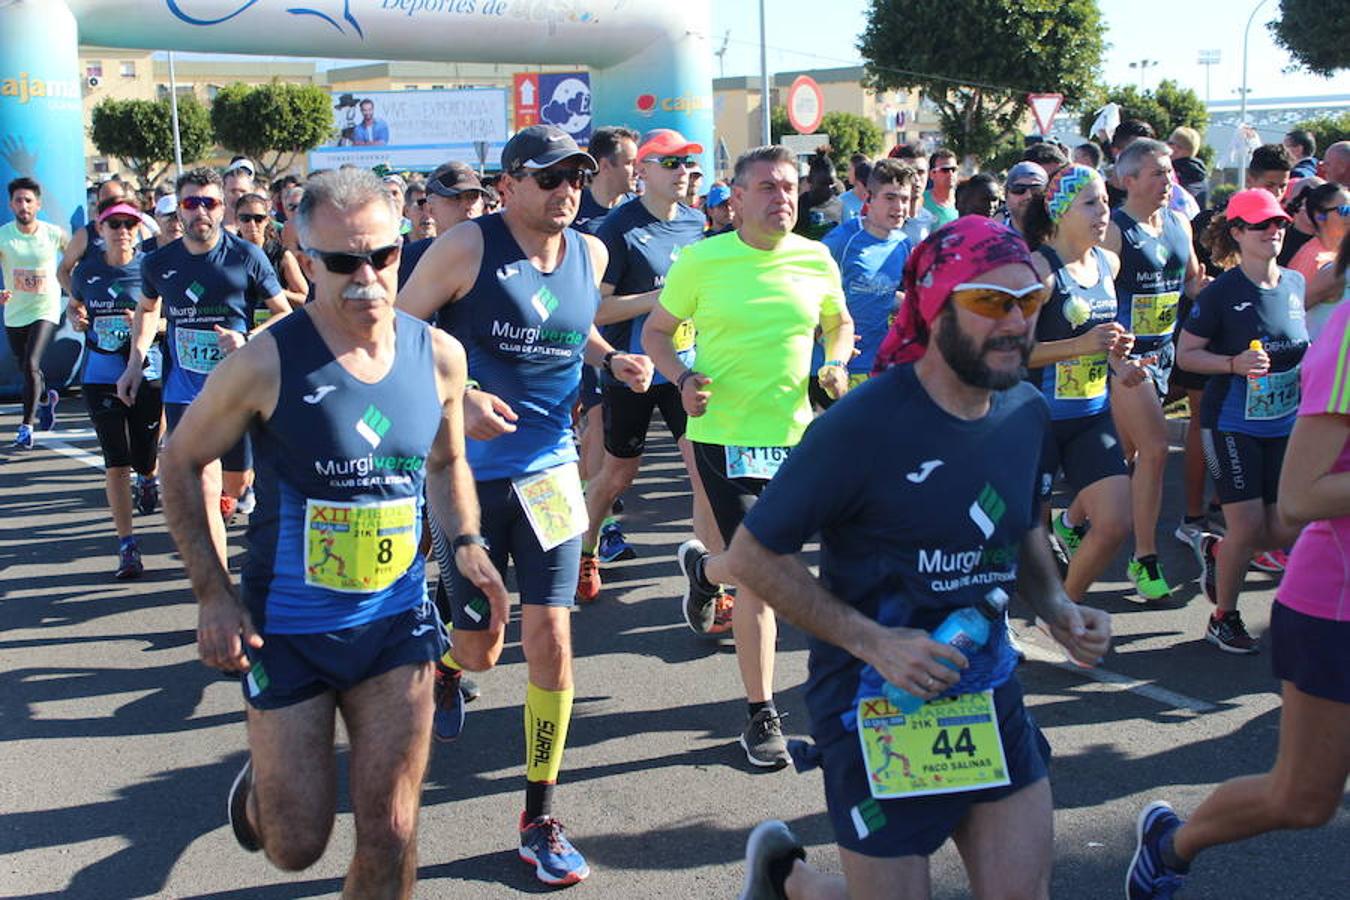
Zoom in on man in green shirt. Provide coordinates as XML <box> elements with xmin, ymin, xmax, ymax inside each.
<box><xmin>642</xmin><ymin>144</ymin><xmax>854</xmax><ymax>768</ymax></box>
<box><xmin>923</xmin><ymin>147</ymin><xmax>960</xmax><ymax>227</ymax></box>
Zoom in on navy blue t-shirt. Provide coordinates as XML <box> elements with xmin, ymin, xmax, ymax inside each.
<box><xmin>71</xmin><ymin>252</ymin><xmax>161</xmax><ymax>384</ymax></box>
<box><xmin>743</xmin><ymin>365</ymin><xmax>1051</xmax><ymax>747</ymax></box>
<box><xmin>141</xmin><ymin>232</ymin><xmax>282</xmax><ymax>405</ymax></box>
<box><xmin>1185</xmin><ymin>266</ymin><xmax>1309</xmax><ymax>437</ymax></box>
<box><xmin>596</xmin><ymin>197</ymin><xmax>704</xmax><ymax>386</ymax></box>
<box><xmin>572</xmin><ymin>188</ymin><xmax>632</xmax><ymax>235</ymax></box>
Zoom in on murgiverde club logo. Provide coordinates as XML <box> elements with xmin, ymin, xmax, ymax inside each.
<box><xmin>968</xmin><ymin>483</ymin><xmax>1006</xmax><ymax>540</ymax></box>
<box><xmin>530</xmin><ymin>286</ymin><xmax>560</xmax><ymax>323</ymax></box>
<box><xmin>185</xmin><ymin>281</ymin><xmax>207</xmax><ymax>304</ymax></box>
<box><xmin>355</xmin><ymin>404</ymin><xmax>391</xmax><ymax>449</ymax></box>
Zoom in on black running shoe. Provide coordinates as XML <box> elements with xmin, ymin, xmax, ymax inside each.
<box><xmin>677</xmin><ymin>539</ymin><xmax>718</xmax><ymax>634</ymax></box>
<box><xmin>740</xmin><ymin>708</ymin><xmax>790</xmax><ymax>769</ymax></box>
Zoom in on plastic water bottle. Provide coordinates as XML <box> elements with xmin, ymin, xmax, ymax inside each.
<box><xmin>1247</xmin><ymin>339</ymin><xmax>1265</xmax><ymax>393</ymax></box>
<box><xmin>882</xmin><ymin>588</ymin><xmax>1010</xmax><ymax>714</ymax></box>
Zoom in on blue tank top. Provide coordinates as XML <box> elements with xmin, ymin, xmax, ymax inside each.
<box><xmin>72</xmin><ymin>251</ymin><xmax>162</xmax><ymax>385</ymax></box>
<box><xmin>242</xmin><ymin>308</ymin><xmax>442</xmax><ymax>634</ymax></box>
<box><xmin>442</xmin><ymin>213</ymin><xmax>598</xmax><ymax>481</ymax></box>
<box><xmin>1028</xmin><ymin>246</ymin><xmax>1118</xmax><ymax>420</ymax></box>
<box><xmin>1112</xmin><ymin>208</ymin><xmax>1190</xmax><ymax>355</ymax></box>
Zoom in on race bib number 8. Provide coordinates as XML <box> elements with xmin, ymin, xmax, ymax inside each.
<box><xmin>725</xmin><ymin>445</ymin><xmax>790</xmax><ymax>480</ymax></box>
<box><xmin>173</xmin><ymin>327</ymin><xmax>225</xmax><ymax>375</ymax></box>
<box><xmin>857</xmin><ymin>691</ymin><xmax>1010</xmax><ymax>800</ymax></box>
<box><xmin>1054</xmin><ymin>353</ymin><xmax>1108</xmax><ymax>400</ymax></box>
<box><xmin>1130</xmin><ymin>291</ymin><xmax>1179</xmax><ymax>338</ymax></box>
<box><xmin>92</xmin><ymin>315</ymin><xmax>131</xmax><ymax>353</ymax></box>
<box><xmin>304</xmin><ymin>497</ymin><xmax>418</xmax><ymax>594</ymax></box>
<box><xmin>1245</xmin><ymin>366</ymin><xmax>1300</xmax><ymax>421</ymax></box>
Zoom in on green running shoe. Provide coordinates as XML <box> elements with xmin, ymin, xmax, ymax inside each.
<box><xmin>1052</xmin><ymin>512</ymin><xmax>1086</xmax><ymax>559</ymax></box>
<box><xmin>1128</xmin><ymin>555</ymin><xmax>1173</xmax><ymax>601</ymax></box>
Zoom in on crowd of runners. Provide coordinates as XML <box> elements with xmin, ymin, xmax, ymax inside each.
<box><xmin>2</xmin><ymin>117</ymin><xmax>1348</xmax><ymax>899</ymax></box>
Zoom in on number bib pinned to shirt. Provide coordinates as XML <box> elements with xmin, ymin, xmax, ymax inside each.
<box><xmin>1054</xmin><ymin>353</ymin><xmax>1108</xmax><ymax>400</ymax></box>
<box><xmin>513</xmin><ymin>462</ymin><xmax>589</xmax><ymax>552</ymax></box>
<box><xmin>12</xmin><ymin>267</ymin><xmax>49</xmax><ymax>294</ymax></box>
<box><xmin>92</xmin><ymin>315</ymin><xmax>131</xmax><ymax>353</ymax></box>
<box><xmin>304</xmin><ymin>496</ymin><xmax>418</xmax><ymax>594</ymax></box>
<box><xmin>1129</xmin><ymin>291</ymin><xmax>1179</xmax><ymax>338</ymax></box>
<box><xmin>173</xmin><ymin>327</ymin><xmax>225</xmax><ymax>375</ymax></box>
<box><xmin>1245</xmin><ymin>367</ymin><xmax>1301</xmax><ymax>421</ymax></box>
<box><xmin>856</xmin><ymin>691</ymin><xmax>1010</xmax><ymax>800</ymax></box>
<box><xmin>725</xmin><ymin>445</ymin><xmax>790</xmax><ymax>480</ymax></box>
<box><xmin>672</xmin><ymin>319</ymin><xmax>696</xmax><ymax>353</ymax></box>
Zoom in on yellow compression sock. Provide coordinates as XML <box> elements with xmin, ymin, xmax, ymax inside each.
<box><xmin>524</xmin><ymin>682</ymin><xmax>574</xmax><ymax>784</ymax></box>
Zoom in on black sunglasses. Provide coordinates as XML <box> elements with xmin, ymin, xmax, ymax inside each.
<box><xmin>237</xmin><ymin>213</ymin><xmax>269</xmax><ymax>224</ymax></box>
<box><xmin>180</xmin><ymin>196</ymin><xmax>222</xmax><ymax>211</ymax></box>
<box><xmin>1007</xmin><ymin>184</ymin><xmax>1039</xmax><ymax>196</ymax></box>
<box><xmin>515</xmin><ymin>167</ymin><xmax>589</xmax><ymax>190</ymax></box>
<box><xmin>1236</xmin><ymin>218</ymin><xmax>1288</xmax><ymax>232</ymax></box>
<box><xmin>306</xmin><ymin>241</ymin><xmax>402</xmax><ymax>274</ymax></box>
<box><xmin>654</xmin><ymin>156</ymin><xmax>698</xmax><ymax>170</ymax></box>
<box><xmin>934</xmin><ymin>165</ymin><xmax>958</xmax><ymax>173</ymax></box>
<box><xmin>415</xmin><ymin>197</ymin><xmax>429</xmax><ymax>207</ymax></box>
<box><xmin>103</xmin><ymin>217</ymin><xmax>140</xmax><ymax>231</ymax></box>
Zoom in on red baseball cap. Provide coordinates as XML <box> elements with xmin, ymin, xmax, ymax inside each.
<box><xmin>1225</xmin><ymin>188</ymin><xmax>1291</xmax><ymax>225</ymax></box>
<box><xmin>637</xmin><ymin>128</ymin><xmax>704</xmax><ymax>160</ymax></box>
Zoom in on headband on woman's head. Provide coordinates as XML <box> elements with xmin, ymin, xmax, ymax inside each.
<box><xmin>1044</xmin><ymin>164</ymin><xmax>1102</xmax><ymax>223</ymax></box>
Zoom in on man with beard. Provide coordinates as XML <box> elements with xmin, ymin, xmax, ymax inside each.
<box><xmin>730</xmin><ymin>216</ymin><xmax>1111</xmax><ymax>900</ymax></box>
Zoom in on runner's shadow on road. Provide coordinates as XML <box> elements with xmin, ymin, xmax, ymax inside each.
<box><xmin>577</xmin><ymin>811</ymin><xmax>837</xmax><ymax>871</ymax></box>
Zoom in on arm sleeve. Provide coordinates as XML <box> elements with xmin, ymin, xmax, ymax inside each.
<box><xmin>658</xmin><ymin>249</ymin><xmax>699</xmax><ymax>320</ymax></box>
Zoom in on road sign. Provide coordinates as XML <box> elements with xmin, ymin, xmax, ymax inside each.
<box><xmin>781</xmin><ymin>133</ymin><xmax>828</xmax><ymax>157</ymax></box>
<box><xmin>1027</xmin><ymin>93</ymin><xmax>1063</xmax><ymax>136</ymax></box>
<box><xmin>513</xmin><ymin>73</ymin><xmax>540</xmax><ymax>129</ymax></box>
<box><xmin>787</xmin><ymin>75</ymin><xmax>824</xmax><ymax>135</ymax></box>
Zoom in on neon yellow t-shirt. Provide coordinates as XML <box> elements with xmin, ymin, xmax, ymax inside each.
<box><xmin>0</xmin><ymin>220</ymin><xmax>68</xmax><ymax>328</ymax></box>
<box><xmin>659</xmin><ymin>231</ymin><xmax>844</xmax><ymax>447</ymax></box>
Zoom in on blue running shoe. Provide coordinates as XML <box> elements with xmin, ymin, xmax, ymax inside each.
<box><xmin>11</xmin><ymin>423</ymin><xmax>34</xmax><ymax>449</ymax></box>
<box><xmin>135</xmin><ymin>475</ymin><xmax>160</xmax><ymax>516</ymax></box>
<box><xmin>519</xmin><ymin>812</ymin><xmax>589</xmax><ymax>886</ymax></box>
<box><xmin>36</xmin><ymin>389</ymin><xmax>57</xmax><ymax>432</ymax></box>
<box><xmin>597</xmin><ymin>521</ymin><xmax>636</xmax><ymax>562</ymax></box>
<box><xmin>1126</xmin><ymin>800</ymin><xmax>1187</xmax><ymax>899</ymax></box>
<box><xmin>432</xmin><ymin>665</ymin><xmax>465</xmax><ymax>742</ymax></box>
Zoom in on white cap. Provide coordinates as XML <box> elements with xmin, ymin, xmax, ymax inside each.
<box><xmin>226</xmin><ymin>158</ymin><xmax>255</xmax><ymax>177</ymax></box>
<box><xmin>154</xmin><ymin>194</ymin><xmax>178</xmax><ymax>216</ymax></box>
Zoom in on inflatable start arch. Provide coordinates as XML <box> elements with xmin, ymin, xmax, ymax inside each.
<box><xmin>0</xmin><ymin>0</ymin><xmax>715</xmax><ymax>231</ymax></box>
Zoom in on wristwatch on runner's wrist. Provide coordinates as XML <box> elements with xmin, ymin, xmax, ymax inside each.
<box><xmin>452</xmin><ymin>534</ymin><xmax>490</xmax><ymax>553</ymax></box>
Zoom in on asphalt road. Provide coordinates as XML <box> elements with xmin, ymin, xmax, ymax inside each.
<box><xmin>0</xmin><ymin>400</ymin><xmax>1346</xmax><ymax>899</ymax></box>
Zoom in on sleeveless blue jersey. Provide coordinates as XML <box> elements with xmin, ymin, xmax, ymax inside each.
<box><xmin>442</xmin><ymin>213</ymin><xmax>598</xmax><ymax>481</ymax></box>
<box><xmin>1112</xmin><ymin>208</ymin><xmax>1190</xmax><ymax>355</ymax></box>
<box><xmin>242</xmin><ymin>308</ymin><xmax>442</xmax><ymax>633</ymax></box>
<box><xmin>1028</xmin><ymin>246</ymin><xmax>1118</xmax><ymax>420</ymax></box>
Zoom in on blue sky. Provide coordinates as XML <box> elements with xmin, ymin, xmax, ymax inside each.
<box><xmin>711</xmin><ymin>0</ymin><xmax>1346</xmax><ymax>103</ymax></box>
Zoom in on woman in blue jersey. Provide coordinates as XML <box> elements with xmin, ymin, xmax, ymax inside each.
<box><xmin>1178</xmin><ymin>189</ymin><xmax>1310</xmax><ymax>654</ymax></box>
<box><xmin>1021</xmin><ymin>165</ymin><xmax>1142</xmax><ymax>604</ymax></box>
<box><xmin>67</xmin><ymin>198</ymin><xmax>164</xmax><ymax>580</ymax></box>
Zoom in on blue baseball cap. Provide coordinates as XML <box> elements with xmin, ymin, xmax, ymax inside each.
<box><xmin>705</xmin><ymin>183</ymin><xmax>732</xmax><ymax>208</ymax></box>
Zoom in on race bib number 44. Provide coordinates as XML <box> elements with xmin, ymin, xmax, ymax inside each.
<box><xmin>173</xmin><ymin>327</ymin><xmax>225</xmax><ymax>375</ymax></box>
<box><xmin>857</xmin><ymin>691</ymin><xmax>1010</xmax><ymax>800</ymax></box>
<box><xmin>725</xmin><ymin>445</ymin><xmax>790</xmax><ymax>480</ymax></box>
<box><xmin>1130</xmin><ymin>291</ymin><xmax>1179</xmax><ymax>338</ymax></box>
<box><xmin>304</xmin><ymin>497</ymin><xmax>418</xmax><ymax>594</ymax></box>
<box><xmin>1054</xmin><ymin>353</ymin><xmax>1108</xmax><ymax>400</ymax></box>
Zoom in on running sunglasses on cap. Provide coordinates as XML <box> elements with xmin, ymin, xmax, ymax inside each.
<box><xmin>654</xmin><ymin>156</ymin><xmax>699</xmax><ymax>170</ymax></box>
<box><xmin>1235</xmin><ymin>217</ymin><xmax>1288</xmax><ymax>232</ymax></box>
<box><xmin>103</xmin><ymin>217</ymin><xmax>140</xmax><ymax>231</ymax></box>
<box><xmin>180</xmin><ymin>196</ymin><xmax>222</xmax><ymax>211</ymax></box>
<box><xmin>305</xmin><ymin>240</ymin><xmax>402</xmax><ymax>274</ymax></box>
<box><xmin>513</xmin><ymin>167</ymin><xmax>590</xmax><ymax>190</ymax></box>
<box><xmin>237</xmin><ymin>213</ymin><xmax>269</xmax><ymax>225</ymax></box>
<box><xmin>950</xmin><ymin>281</ymin><xmax>1049</xmax><ymax>319</ymax></box>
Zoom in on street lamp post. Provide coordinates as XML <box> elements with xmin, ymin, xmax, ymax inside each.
<box><xmin>1238</xmin><ymin>0</ymin><xmax>1273</xmax><ymax>178</ymax></box>
<box><xmin>758</xmin><ymin>0</ymin><xmax>771</xmax><ymax>147</ymax></box>
<box><xmin>1198</xmin><ymin>49</ymin><xmax>1221</xmax><ymax>107</ymax></box>
<box><xmin>1129</xmin><ymin>59</ymin><xmax>1158</xmax><ymax>91</ymax></box>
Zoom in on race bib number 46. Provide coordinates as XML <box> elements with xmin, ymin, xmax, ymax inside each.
<box><xmin>857</xmin><ymin>691</ymin><xmax>1010</xmax><ymax>800</ymax></box>
<box><xmin>725</xmin><ymin>445</ymin><xmax>790</xmax><ymax>480</ymax></box>
<box><xmin>1130</xmin><ymin>291</ymin><xmax>1179</xmax><ymax>338</ymax></box>
<box><xmin>304</xmin><ymin>497</ymin><xmax>418</xmax><ymax>594</ymax></box>
<box><xmin>1054</xmin><ymin>353</ymin><xmax>1108</xmax><ymax>400</ymax></box>
<box><xmin>173</xmin><ymin>327</ymin><xmax>224</xmax><ymax>375</ymax></box>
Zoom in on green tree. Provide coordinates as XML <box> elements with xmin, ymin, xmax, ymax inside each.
<box><xmin>818</xmin><ymin>112</ymin><xmax>884</xmax><ymax>170</ymax></box>
<box><xmin>89</xmin><ymin>96</ymin><xmax>214</xmax><ymax>190</ymax></box>
<box><xmin>1078</xmin><ymin>80</ymin><xmax>1212</xmax><ymax>163</ymax></box>
<box><xmin>1269</xmin><ymin>0</ymin><xmax>1348</xmax><ymax>77</ymax></box>
<box><xmin>1291</xmin><ymin>112</ymin><xmax>1350</xmax><ymax>152</ymax></box>
<box><xmin>210</xmin><ymin>81</ymin><xmax>334</xmax><ymax>180</ymax></box>
<box><xmin>859</xmin><ymin>0</ymin><xmax>1104</xmax><ymax>164</ymax></box>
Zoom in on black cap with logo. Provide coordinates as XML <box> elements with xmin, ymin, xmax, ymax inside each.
<box><xmin>501</xmin><ymin>124</ymin><xmax>597</xmax><ymax>174</ymax></box>
<box><xmin>426</xmin><ymin>161</ymin><xmax>486</xmax><ymax>198</ymax></box>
